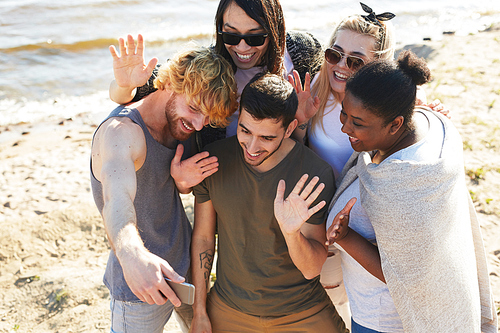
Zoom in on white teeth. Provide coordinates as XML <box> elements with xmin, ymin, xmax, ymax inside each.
<box><xmin>335</xmin><ymin>71</ymin><xmax>348</xmax><ymax>80</ymax></box>
<box><xmin>249</xmin><ymin>152</ymin><xmax>260</xmax><ymax>157</ymax></box>
<box><xmin>237</xmin><ymin>52</ymin><xmax>253</xmax><ymax>60</ymax></box>
<box><xmin>181</xmin><ymin>120</ymin><xmax>193</xmax><ymax>131</ymax></box>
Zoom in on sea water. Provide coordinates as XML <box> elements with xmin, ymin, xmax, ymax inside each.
<box><xmin>1</xmin><ymin>0</ymin><xmax>499</xmax><ymax>126</ymax></box>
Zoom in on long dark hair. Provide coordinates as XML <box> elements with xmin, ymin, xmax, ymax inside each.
<box><xmin>214</xmin><ymin>0</ymin><xmax>286</xmax><ymax>75</ymax></box>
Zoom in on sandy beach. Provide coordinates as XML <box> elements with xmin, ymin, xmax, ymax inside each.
<box><xmin>0</xmin><ymin>25</ymin><xmax>499</xmax><ymax>332</ymax></box>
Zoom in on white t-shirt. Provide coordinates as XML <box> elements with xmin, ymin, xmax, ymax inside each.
<box><xmin>326</xmin><ymin>110</ymin><xmax>444</xmax><ymax>332</ymax></box>
<box><xmin>308</xmin><ymin>74</ymin><xmax>353</xmax><ymax>178</ymax></box>
<box><xmin>226</xmin><ymin>51</ymin><xmax>294</xmax><ymax>138</ymax></box>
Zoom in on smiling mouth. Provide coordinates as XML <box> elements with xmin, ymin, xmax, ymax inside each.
<box><xmin>334</xmin><ymin>71</ymin><xmax>349</xmax><ymax>81</ymax></box>
<box><xmin>236</xmin><ymin>52</ymin><xmax>254</xmax><ymax>61</ymax></box>
<box><xmin>348</xmin><ymin>135</ymin><xmax>360</xmax><ymax>144</ymax></box>
<box><xmin>246</xmin><ymin>150</ymin><xmax>263</xmax><ymax>158</ymax></box>
<box><xmin>181</xmin><ymin>119</ymin><xmax>194</xmax><ymax>131</ymax></box>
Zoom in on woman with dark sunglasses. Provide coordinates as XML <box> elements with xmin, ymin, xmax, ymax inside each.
<box><xmin>108</xmin><ymin>0</ymin><xmax>323</xmax><ymax>150</ymax></box>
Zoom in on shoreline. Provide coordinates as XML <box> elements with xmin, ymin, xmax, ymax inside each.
<box><xmin>2</xmin><ymin>19</ymin><xmax>500</xmax><ymax>133</ymax></box>
<box><xmin>1</xmin><ymin>25</ymin><xmax>499</xmax><ymax>331</ymax></box>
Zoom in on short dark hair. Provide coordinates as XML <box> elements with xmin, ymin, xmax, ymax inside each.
<box><xmin>214</xmin><ymin>0</ymin><xmax>286</xmax><ymax>75</ymax></box>
<box><xmin>346</xmin><ymin>50</ymin><xmax>431</xmax><ymax>127</ymax></box>
<box><xmin>240</xmin><ymin>73</ymin><xmax>297</xmax><ymax>128</ymax></box>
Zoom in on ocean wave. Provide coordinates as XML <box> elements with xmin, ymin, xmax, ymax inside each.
<box><xmin>0</xmin><ymin>91</ymin><xmax>116</xmax><ymax>127</ymax></box>
<box><xmin>0</xmin><ymin>32</ymin><xmax>214</xmax><ymax>54</ymax></box>
<box><xmin>0</xmin><ymin>0</ymin><xmax>145</xmax><ymax>14</ymax></box>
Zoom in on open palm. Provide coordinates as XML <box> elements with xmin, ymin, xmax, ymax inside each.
<box><xmin>274</xmin><ymin>174</ymin><xmax>326</xmax><ymax>235</ymax></box>
<box><xmin>109</xmin><ymin>34</ymin><xmax>158</xmax><ymax>89</ymax></box>
<box><xmin>288</xmin><ymin>71</ymin><xmax>320</xmax><ymax>124</ymax></box>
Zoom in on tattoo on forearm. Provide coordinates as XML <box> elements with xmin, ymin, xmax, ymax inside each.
<box><xmin>199</xmin><ymin>249</ymin><xmax>214</xmax><ymax>288</ymax></box>
<box><xmin>298</xmin><ymin>123</ymin><xmax>308</xmax><ymax>130</ymax></box>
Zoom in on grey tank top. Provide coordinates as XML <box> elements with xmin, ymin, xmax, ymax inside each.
<box><xmin>90</xmin><ymin>105</ymin><xmax>192</xmax><ymax>302</ymax></box>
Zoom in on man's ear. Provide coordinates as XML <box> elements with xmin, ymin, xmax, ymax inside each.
<box><xmin>284</xmin><ymin>119</ymin><xmax>298</xmax><ymax>138</ymax></box>
<box><xmin>389</xmin><ymin>116</ymin><xmax>404</xmax><ymax>135</ymax></box>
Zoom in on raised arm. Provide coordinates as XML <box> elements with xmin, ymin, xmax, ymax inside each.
<box><xmin>326</xmin><ymin>198</ymin><xmax>385</xmax><ymax>282</ymax></box>
<box><xmin>190</xmin><ymin>198</ymin><xmax>217</xmax><ymax>333</ymax></box>
<box><xmin>274</xmin><ymin>174</ymin><xmax>328</xmax><ymax>279</ymax></box>
<box><xmin>108</xmin><ymin>34</ymin><xmax>158</xmax><ymax>104</ymax></box>
<box><xmin>287</xmin><ymin>70</ymin><xmax>320</xmax><ymax>144</ymax></box>
<box><xmin>92</xmin><ymin>118</ymin><xmax>185</xmax><ymax>306</ymax></box>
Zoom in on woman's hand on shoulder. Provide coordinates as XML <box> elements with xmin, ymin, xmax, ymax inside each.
<box><xmin>416</xmin><ymin>98</ymin><xmax>451</xmax><ymax>119</ymax></box>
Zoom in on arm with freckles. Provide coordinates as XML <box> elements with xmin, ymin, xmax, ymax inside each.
<box><xmin>326</xmin><ymin>198</ymin><xmax>385</xmax><ymax>282</ymax></box>
<box><xmin>93</xmin><ymin>118</ymin><xmax>185</xmax><ymax>306</ymax></box>
<box><xmin>190</xmin><ymin>199</ymin><xmax>217</xmax><ymax>333</ymax></box>
<box><xmin>274</xmin><ymin>174</ymin><xmax>328</xmax><ymax>279</ymax></box>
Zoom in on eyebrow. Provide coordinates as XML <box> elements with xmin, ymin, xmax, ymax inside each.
<box><xmin>341</xmin><ymin>102</ymin><xmax>364</xmax><ymax>122</ymax></box>
<box><xmin>239</xmin><ymin>123</ymin><xmax>278</xmax><ymax>139</ymax></box>
<box><xmin>189</xmin><ymin>104</ymin><xmax>202</xmax><ymax>113</ymax></box>
<box><xmin>223</xmin><ymin>22</ymin><xmax>265</xmax><ymax>33</ymax></box>
<box><xmin>333</xmin><ymin>44</ymin><xmax>366</xmax><ymax>58</ymax></box>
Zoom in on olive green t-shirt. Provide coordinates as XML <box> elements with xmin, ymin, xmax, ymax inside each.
<box><xmin>193</xmin><ymin>136</ymin><xmax>335</xmax><ymax>316</ymax></box>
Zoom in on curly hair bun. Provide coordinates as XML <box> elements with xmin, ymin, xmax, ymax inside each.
<box><xmin>397</xmin><ymin>50</ymin><xmax>431</xmax><ymax>86</ymax></box>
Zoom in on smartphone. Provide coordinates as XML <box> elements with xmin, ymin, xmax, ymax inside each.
<box><xmin>165</xmin><ymin>278</ymin><xmax>195</xmax><ymax>305</ymax></box>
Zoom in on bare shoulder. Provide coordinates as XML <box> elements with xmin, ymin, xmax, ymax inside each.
<box><xmin>91</xmin><ymin>117</ymin><xmax>147</xmax><ymax>180</ymax></box>
<box><xmin>95</xmin><ymin>117</ymin><xmax>145</xmax><ymax>151</ymax></box>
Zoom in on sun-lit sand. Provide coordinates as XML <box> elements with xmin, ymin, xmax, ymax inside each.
<box><xmin>0</xmin><ymin>25</ymin><xmax>499</xmax><ymax>332</ymax></box>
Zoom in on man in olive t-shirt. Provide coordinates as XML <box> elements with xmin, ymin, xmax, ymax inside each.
<box><xmin>190</xmin><ymin>74</ymin><xmax>347</xmax><ymax>333</ymax></box>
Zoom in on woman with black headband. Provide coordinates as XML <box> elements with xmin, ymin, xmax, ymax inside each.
<box><xmin>287</xmin><ymin>3</ymin><xmax>451</xmax><ymax>330</ymax></box>
<box><xmin>286</xmin><ymin>4</ymin><xmax>397</xmax><ymax>329</ymax></box>
<box><xmin>290</xmin><ymin>2</ymin><xmax>397</xmax><ymax>176</ymax></box>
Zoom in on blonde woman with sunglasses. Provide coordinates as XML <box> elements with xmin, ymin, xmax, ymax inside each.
<box><xmin>290</xmin><ymin>3</ymin><xmax>396</xmax><ymax>179</ymax></box>
<box><xmin>291</xmin><ymin>3</ymin><xmax>447</xmax><ymax>177</ymax></box>
<box><xmin>286</xmin><ymin>5</ymin><xmax>397</xmax><ymax>329</ymax></box>
<box><xmin>288</xmin><ymin>4</ymin><xmax>451</xmax><ymax>331</ymax></box>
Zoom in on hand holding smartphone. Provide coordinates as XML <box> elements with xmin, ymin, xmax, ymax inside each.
<box><xmin>165</xmin><ymin>278</ymin><xmax>195</xmax><ymax>305</ymax></box>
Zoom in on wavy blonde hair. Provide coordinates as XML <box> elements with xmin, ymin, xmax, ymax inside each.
<box><xmin>154</xmin><ymin>47</ymin><xmax>238</xmax><ymax>127</ymax></box>
<box><xmin>311</xmin><ymin>15</ymin><xmax>394</xmax><ymax>132</ymax></box>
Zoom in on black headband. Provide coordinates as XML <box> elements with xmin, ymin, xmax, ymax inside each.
<box><xmin>360</xmin><ymin>2</ymin><xmax>395</xmax><ymax>27</ymax></box>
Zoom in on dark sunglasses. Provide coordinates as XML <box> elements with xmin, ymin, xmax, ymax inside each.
<box><xmin>324</xmin><ymin>48</ymin><xmax>365</xmax><ymax>71</ymax></box>
<box><xmin>218</xmin><ymin>30</ymin><xmax>268</xmax><ymax>47</ymax></box>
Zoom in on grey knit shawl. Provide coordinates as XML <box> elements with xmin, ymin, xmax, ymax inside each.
<box><xmin>329</xmin><ymin>110</ymin><xmax>497</xmax><ymax>332</ymax></box>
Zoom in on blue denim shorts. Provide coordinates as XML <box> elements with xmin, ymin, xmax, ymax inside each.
<box><xmin>110</xmin><ymin>296</ymin><xmax>174</xmax><ymax>333</ymax></box>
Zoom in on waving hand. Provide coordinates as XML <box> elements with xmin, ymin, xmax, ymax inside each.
<box><xmin>288</xmin><ymin>70</ymin><xmax>320</xmax><ymax>124</ymax></box>
<box><xmin>325</xmin><ymin>197</ymin><xmax>357</xmax><ymax>246</ymax></box>
<box><xmin>109</xmin><ymin>34</ymin><xmax>158</xmax><ymax>90</ymax></box>
<box><xmin>274</xmin><ymin>174</ymin><xmax>326</xmax><ymax>235</ymax></box>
